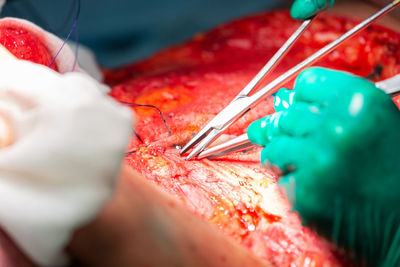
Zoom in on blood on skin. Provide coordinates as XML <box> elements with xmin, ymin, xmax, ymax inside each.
<box><xmin>0</xmin><ymin>25</ymin><xmax>57</xmax><ymax>71</ymax></box>
<box><xmin>133</xmin><ymin>85</ymin><xmax>192</xmax><ymax>115</ymax></box>
<box><xmin>219</xmin><ymin>254</ymin><xmax>227</xmax><ymax>262</ymax></box>
<box><xmin>109</xmin><ymin>11</ymin><xmax>400</xmax><ymax>266</ymax></box>
<box><xmin>0</xmin><ymin>8</ymin><xmax>395</xmax><ymax>267</ymax></box>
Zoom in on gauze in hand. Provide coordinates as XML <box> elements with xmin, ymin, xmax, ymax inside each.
<box><xmin>0</xmin><ymin>56</ymin><xmax>133</xmax><ymax>266</ymax></box>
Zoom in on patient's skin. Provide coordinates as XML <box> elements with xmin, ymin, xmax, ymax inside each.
<box><xmin>69</xmin><ymin>1</ymin><xmax>400</xmax><ymax>267</ymax></box>
<box><xmin>69</xmin><ymin>168</ymin><xmax>271</xmax><ymax>267</ymax></box>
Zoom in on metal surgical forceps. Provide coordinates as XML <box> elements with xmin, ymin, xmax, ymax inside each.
<box><xmin>180</xmin><ymin>1</ymin><xmax>400</xmax><ymax>160</ymax></box>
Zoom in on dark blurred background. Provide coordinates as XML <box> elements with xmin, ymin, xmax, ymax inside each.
<box><xmin>1</xmin><ymin>0</ymin><xmax>289</xmax><ymax>68</ymax></box>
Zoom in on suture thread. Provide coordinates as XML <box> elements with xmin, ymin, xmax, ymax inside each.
<box><xmin>48</xmin><ymin>0</ymin><xmax>81</xmax><ymax>71</ymax></box>
<box><xmin>119</xmin><ymin>101</ymin><xmax>172</xmax><ymax>135</ymax></box>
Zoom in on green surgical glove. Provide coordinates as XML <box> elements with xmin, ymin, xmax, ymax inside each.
<box><xmin>291</xmin><ymin>0</ymin><xmax>335</xmax><ymax>20</ymax></box>
<box><xmin>248</xmin><ymin>67</ymin><xmax>400</xmax><ymax>265</ymax></box>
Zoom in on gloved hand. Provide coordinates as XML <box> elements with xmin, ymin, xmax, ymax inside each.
<box><xmin>247</xmin><ymin>67</ymin><xmax>400</xmax><ymax>263</ymax></box>
<box><xmin>291</xmin><ymin>0</ymin><xmax>335</xmax><ymax>20</ymax></box>
<box><xmin>0</xmin><ymin>55</ymin><xmax>132</xmax><ymax>266</ymax></box>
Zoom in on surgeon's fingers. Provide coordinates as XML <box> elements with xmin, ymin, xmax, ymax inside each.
<box><xmin>274</xmin><ymin>88</ymin><xmax>296</xmax><ymax>112</ymax></box>
<box><xmin>261</xmin><ymin>136</ymin><xmax>310</xmax><ymax>175</ymax></box>
<box><xmin>248</xmin><ymin>101</ymin><xmax>321</xmax><ymax>146</ymax></box>
<box><xmin>294</xmin><ymin>67</ymin><xmax>375</xmax><ymax>106</ymax></box>
<box><xmin>278</xmin><ymin>102</ymin><xmax>321</xmax><ymax>137</ymax></box>
<box><xmin>247</xmin><ymin>112</ymin><xmax>283</xmax><ymax>146</ymax></box>
<box><xmin>291</xmin><ymin>0</ymin><xmax>335</xmax><ymax>20</ymax></box>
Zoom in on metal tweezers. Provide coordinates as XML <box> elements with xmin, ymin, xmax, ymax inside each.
<box><xmin>196</xmin><ymin>75</ymin><xmax>400</xmax><ymax>159</ymax></box>
<box><xmin>180</xmin><ymin>0</ymin><xmax>400</xmax><ymax>160</ymax></box>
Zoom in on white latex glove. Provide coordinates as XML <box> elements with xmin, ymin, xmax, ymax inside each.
<box><xmin>67</xmin><ymin>41</ymin><xmax>104</xmax><ymax>82</ymax></box>
<box><xmin>0</xmin><ymin>52</ymin><xmax>133</xmax><ymax>266</ymax></box>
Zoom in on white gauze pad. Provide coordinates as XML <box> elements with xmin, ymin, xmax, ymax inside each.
<box><xmin>0</xmin><ymin>58</ymin><xmax>133</xmax><ymax>266</ymax></box>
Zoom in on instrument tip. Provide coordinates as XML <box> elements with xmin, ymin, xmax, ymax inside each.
<box><xmin>186</xmin><ymin>146</ymin><xmax>203</xmax><ymax>160</ymax></box>
<box><xmin>180</xmin><ymin>143</ymin><xmax>192</xmax><ymax>155</ymax></box>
